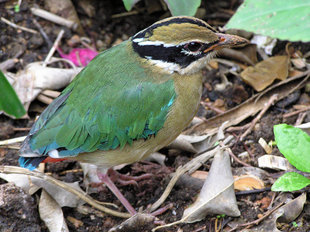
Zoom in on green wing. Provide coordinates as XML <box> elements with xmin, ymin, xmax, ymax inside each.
<box><xmin>24</xmin><ymin>41</ymin><xmax>176</xmax><ymax>157</ymax></box>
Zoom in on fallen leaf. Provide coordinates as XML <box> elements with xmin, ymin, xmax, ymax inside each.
<box><xmin>249</xmin><ymin>193</ymin><xmax>306</xmax><ymax>232</ymax></box>
<box><xmin>234</xmin><ymin>175</ymin><xmax>265</xmax><ymax>191</ymax></box>
<box><xmin>0</xmin><ymin>172</ymin><xmax>85</xmax><ymax>207</ymax></box>
<box><xmin>189</xmin><ymin>71</ymin><xmax>309</xmax><ymax>136</ymax></box>
<box><xmin>241</xmin><ymin>56</ymin><xmax>289</xmax><ymax>91</ymax></box>
<box><xmin>258</xmin><ymin>155</ymin><xmax>293</xmax><ymax>171</ymax></box>
<box><xmin>5</xmin><ymin>61</ymin><xmax>82</xmax><ymax>110</ymax></box>
<box><xmin>182</xmin><ymin>150</ymin><xmax>240</xmax><ymax>223</ymax></box>
<box><xmin>39</xmin><ymin>190</ymin><xmax>69</xmax><ymax>232</ymax></box>
<box><xmin>250</xmin><ymin>35</ymin><xmax>277</xmax><ymax>55</ymax></box>
<box><xmin>258</xmin><ymin>137</ymin><xmax>273</xmax><ymax>154</ymax></box>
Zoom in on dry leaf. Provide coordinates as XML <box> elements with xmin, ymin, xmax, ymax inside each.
<box><xmin>39</xmin><ymin>190</ymin><xmax>69</xmax><ymax>232</ymax></box>
<box><xmin>250</xmin><ymin>35</ymin><xmax>277</xmax><ymax>55</ymax></box>
<box><xmin>241</xmin><ymin>56</ymin><xmax>289</xmax><ymax>91</ymax></box>
<box><xmin>0</xmin><ymin>172</ymin><xmax>85</xmax><ymax>207</ymax></box>
<box><xmin>182</xmin><ymin>150</ymin><xmax>240</xmax><ymax>223</ymax></box>
<box><xmin>190</xmin><ymin>72</ymin><xmax>309</xmax><ymax>136</ymax></box>
<box><xmin>247</xmin><ymin>193</ymin><xmax>306</xmax><ymax>232</ymax></box>
<box><xmin>190</xmin><ymin>170</ymin><xmax>208</xmax><ymax>180</ymax></box>
<box><xmin>258</xmin><ymin>155</ymin><xmax>293</xmax><ymax>171</ymax></box>
<box><xmin>5</xmin><ymin>62</ymin><xmax>82</xmax><ymax>110</ymax></box>
<box><xmin>234</xmin><ymin>175</ymin><xmax>265</xmax><ymax>191</ymax></box>
<box><xmin>167</xmin><ymin>135</ymin><xmax>197</xmax><ymax>153</ymax></box>
<box><xmin>258</xmin><ymin>137</ymin><xmax>273</xmax><ymax>154</ymax></box>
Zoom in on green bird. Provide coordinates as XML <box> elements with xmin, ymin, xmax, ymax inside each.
<box><xmin>19</xmin><ymin>16</ymin><xmax>248</xmax><ymax>215</ymax></box>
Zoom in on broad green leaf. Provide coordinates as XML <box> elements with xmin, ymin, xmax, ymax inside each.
<box><xmin>226</xmin><ymin>0</ymin><xmax>310</xmax><ymax>42</ymax></box>
<box><xmin>274</xmin><ymin>124</ymin><xmax>310</xmax><ymax>172</ymax></box>
<box><xmin>272</xmin><ymin>172</ymin><xmax>310</xmax><ymax>191</ymax></box>
<box><xmin>0</xmin><ymin>70</ymin><xmax>26</xmax><ymax>118</ymax></box>
<box><xmin>164</xmin><ymin>0</ymin><xmax>201</xmax><ymax>16</ymax></box>
<box><xmin>122</xmin><ymin>0</ymin><xmax>141</xmax><ymax>11</ymax></box>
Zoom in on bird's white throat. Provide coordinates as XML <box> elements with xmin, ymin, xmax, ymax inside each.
<box><xmin>148</xmin><ymin>52</ymin><xmax>216</xmax><ymax>75</ymax></box>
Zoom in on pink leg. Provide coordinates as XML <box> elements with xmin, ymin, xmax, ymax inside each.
<box><xmin>97</xmin><ymin>171</ymin><xmax>136</xmax><ymax>215</ymax></box>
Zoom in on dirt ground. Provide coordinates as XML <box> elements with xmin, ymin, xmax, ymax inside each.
<box><xmin>1</xmin><ymin>0</ymin><xmax>310</xmax><ymax>231</ymax></box>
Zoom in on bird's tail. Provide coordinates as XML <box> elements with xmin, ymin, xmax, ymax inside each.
<box><xmin>19</xmin><ymin>156</ymin><xmax>47</xmax><ymax>171</ymax></box>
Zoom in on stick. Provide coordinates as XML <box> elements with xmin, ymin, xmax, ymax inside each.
<box><xmin>43</xmin><ymin>29</ymin><xmax>64</xmax><ymax>67</ymax></box>
<box><xmin>31</xmin><ymin>7</ymin><xmax>78</xmax><ymax>30</ymax></box>
<box><xmin>0</xmin><ymin>166</ymin><xmax>130</xmax><ymax>218</ymax></box>
<box><xmin>1</xmin><ymin>17</ymin><xmax>38</xmax><ymax>34</ymax></box>
<box><xmin>240</xmin><ymin>94</ymin><xmax>278</xmax><ymax>141</ymax></box>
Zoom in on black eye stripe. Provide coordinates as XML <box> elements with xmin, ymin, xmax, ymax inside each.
<box><xmin>132</xmin><ymin>40</ymin><xmax>219</xmax><ymax>68</ymax></box>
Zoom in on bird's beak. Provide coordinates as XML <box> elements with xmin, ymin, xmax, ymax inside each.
<box><xmin>203</xmin><ymin>33</ymin><xmax>249</xmax><ymax>53</ymax></box>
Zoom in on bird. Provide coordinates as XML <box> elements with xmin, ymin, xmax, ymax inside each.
<box><xmin>19</xmin><ymin>16</ymin><xmax>248</xmax><ymax>215</ymax></box>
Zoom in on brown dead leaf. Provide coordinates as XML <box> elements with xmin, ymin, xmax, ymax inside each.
<box><xmin>191</xmin><ymin>170</ymin><xmax>208</xmax><ymax>180</ymax></box>
<box><xmin>234</xmin><ymin>175</ymin><xmax>265</xmax><ymax>191</ymax></box>
<box><xmin>241</xmin><ymin>56</ymin><xmax>290</xmax><ymax>91</ymax></box>
<box><xmin>188</xmin><ymin>71</ymin><xmax>309</xmax><ymax>136</ymax></box>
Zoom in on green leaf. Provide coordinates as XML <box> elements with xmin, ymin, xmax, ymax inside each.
<box><xmin>164</xmin><ymin>0</ymin><xmax>201</xmax><ymax>16</ymax></box>
<box><xmin>226</xmin><ymin>0</ymin><xmax>310</xmax><ymax>42</ymax></box>
<box><xmin>0</xmin><ymin>70</ymin><xmax>26</xmax><ymax>118</ymax></box>
<box><xmin>271</xmin><ymin>172</ymin><xmax>310</xmax><ymax>191</ymax></box>
<box><xmin>274</xmin><ymin>124</ymin><xmax>310</xmax><ymax>172</ymax></box>
<box><xmin>122</xmin><ymin>0</ymin><xmax>141</xmax><ymax>11</ymax></box>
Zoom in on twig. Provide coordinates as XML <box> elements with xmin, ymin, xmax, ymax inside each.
<box><xmin>149</xmin><ymin>135</ymin><xmax>233</xmax><ymax>212</ymax></box>
<box><xmin>240</xmin><ymin>94</ymin><xmax>278</xmax><ymax>141</ymax></box>
<box><xmin>0</xmin><ymin>166</ymin><xmax>131</xmax><ymax>218</ymax></box>
<box><xmin>226</xmin><ymin>122</ymin><xmax>251</xmax><ymax>132</ymax></box>
<box><xmin>43</xmin><ymin>29</ymin><xmax>64</xmax><ymax>67</ymax></box>
<box><xmin>235</xmin><ymin>187</ymin><xmax>271</xmax><ymax>196</ymax></box>
<box><xmin>226</xmin><ymin>147</ymin><xmax>252</xmax><ymax>167</ymax></box>
<box><xmin>37</xmin><ymin>94</ymin><xmax>54</xmax><ymax>105</ymax></box>
<box><xmin>295</xmin><ymin>112</ymin><xmax>307</xmax><ymax>126</ymax></box>
<box><xmin>41</xmin><ymin>89</ymin><xmax>61</xmax><ymax>98</ymax></box>
<box><xmin>31</xmin><ymin>7</ymin><xmax>78</xmax><ymax>30</ymax></box>
<box><xmin>0</xmin><ymin>136</ymin><xmax>26</xmax><ymax>146</ymax></box>
<box><xmin>201</xmin><ymin>101</ymin><xmax>225</xmax><ymax>114</ymax></box>
<box><xmin>32</xmin><ymin>18</ymin><xmax>53</xmax><ymax>47</ymax></box>
<box><xmin>13</xmin><ymin>127</ymin><xmax>30</xmax><ymax>131</ymax></box>
<box><xmin>111</xmin><ymin>10</ymin><xmax>139</xmax><ymax>19</ymax></box>
<box><xmin>283</xmin><ymin>105</ymin><xmax>310</xmax><ymax>118</ymax></box>
<box><xmin>228</xmin><ymin>202</ymin><xmax>284</xmax><ymax>231</ymax></box>
<box><xmin>1</xmin><ymin>17</ymin><xmax>38</xmax><ymax>34</ymax></box>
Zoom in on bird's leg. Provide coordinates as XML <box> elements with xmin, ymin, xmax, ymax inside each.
<box><xmin>107</xmin><ymin>168</ymin><xmax>152</xmax><ymax>186</ymax></box>
<box><xmin>97</xmin><ymin>171</ymin><xmax>136</xmax><ymax>215</ymax></box>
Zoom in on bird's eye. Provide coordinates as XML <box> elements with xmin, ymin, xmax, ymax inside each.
<box><xmin>185</xmin><ymin>42</ymin><xmax>203</xmax><ymax>52</ymax></box>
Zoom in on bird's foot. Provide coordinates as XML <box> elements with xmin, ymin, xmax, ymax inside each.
<box><xmin>107</xmin><ymin>168</ymin><xmax>152</xmax><ymax>187</ymax></box>
<box><xmin>97</xmin><ymin>170</ymin><xmax>137</xmax><ymax>215</ymax></box>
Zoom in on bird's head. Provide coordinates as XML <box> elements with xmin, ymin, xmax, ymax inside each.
<box><xmin>132</xmin><ymin>16</ymin><xmax>248</xmax><ymax>75</ymax></box>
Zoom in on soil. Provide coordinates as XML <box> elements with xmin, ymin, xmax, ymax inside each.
<box><xmin>1</xmin><ymin>0</ymin><xmax>310</xmax><ymax>231</ymax></box>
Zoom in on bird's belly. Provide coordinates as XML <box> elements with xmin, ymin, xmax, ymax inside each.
<box><xmin>74</xmin><ymin>73</ymin><xmax>203</xmax><ymax>168</ymax></box>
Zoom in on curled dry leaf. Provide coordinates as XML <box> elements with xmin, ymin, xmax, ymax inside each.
<box><xmin>0</xmin><ymin>172</ymin><xmax>85</xmax><ymax>207</ymax></box>
<box><xmin>109</xmin><ymin>213</ymin><xmax>155</xmax><ymax>232</ymax></box>
<box><xmin>241</xmin><ymin>56</ymin><xmax>289</xmax><ymax>92</ymax></box>
<box><xmin>39</xmin><ymin>190</ymin><xmax>69</xmax><ymax>232</ymax></box>
<box><xmin>167</xmin><ymin>135</ymin><xmax>197</xmax><ymax>153</ymax></box>
<box><xmin>247</xmin><ymin>193</ymin><xmax>307</xmax><ymax>232</ymax></box>
<box><xmin>182</xmin><ymin>150</ymin><xmax>240</xmax><ymax>223</ymax></box>
<box><xmin>234</xmin><ymin>175</ymin><xmax>265</xmax><ymax>191</ymax></box>
<box><xmin>258</xmin><ymin>137</ymin><xmax>273</xmax><ymax>154</ymax></box>
<box><xmin>258</xmin><ymin>155</ymin><xmax>293</xmax><ymax>171</ymax></box>
<box><xmin>251</xmin><ymin>35</ymin><xmax>277</xmax><ymax>55</ymax></box>
<box><xmin>5</xmin><ymin>62</ymin><xmax>82</xmax><ymax>110</ymax></box>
